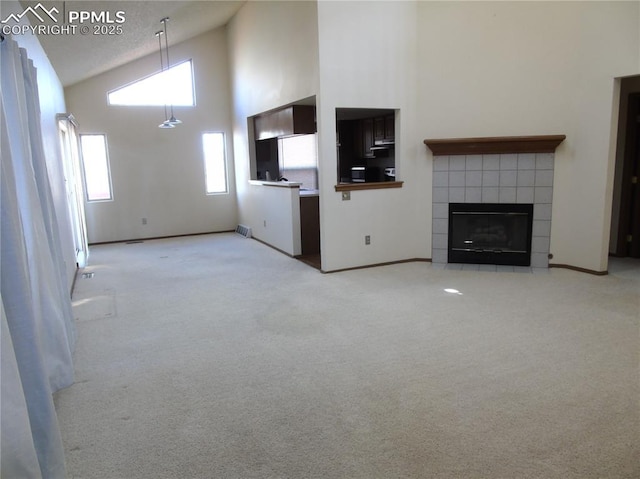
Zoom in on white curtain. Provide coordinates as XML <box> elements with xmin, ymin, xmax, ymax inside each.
<box><xmin>1</xmin><ymin>36</ymin><xmax>76</xmax><ymax>478</ymax></box>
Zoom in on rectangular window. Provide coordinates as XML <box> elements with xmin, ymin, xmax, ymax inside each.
<box><xmin>203</xmin><ymin>132</ymin><xmax>228</xmax><ymax>194</ymax></box>
<box><xmin>79</xmin><ymin>134</ymin><xmax>113</xmax><ymax>201</ymax></box>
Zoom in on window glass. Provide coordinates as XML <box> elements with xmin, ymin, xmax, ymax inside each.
<box><xmin>203</xmin><ymin>132</ymin><xmax>227</xmax><ymax>194</ymax></box>
<box><xmin>278</xmin><ymin>134</ymin><xmax>318</xmax><ymax>190</ymax></box>
<box><xmin>108</xmin><ymin>60</ymin><xmax>195</xmax><ymax>107</ymax></box>
<box><xmin>79</xmin><ymin>134</ymin><xmax>113</xmax><ymax>201</ymax></box>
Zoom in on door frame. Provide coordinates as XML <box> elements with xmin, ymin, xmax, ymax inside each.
<box><xmin>57</xmin><ymin>114</ymin><xmax>89</xmax><ymax>267</ymax></box>
<box><xmin>615</xmin><ymin>91</ymin><xmax>640</xmax><ymax>257</ymax></box>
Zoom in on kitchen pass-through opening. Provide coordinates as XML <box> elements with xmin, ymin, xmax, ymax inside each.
<box><xmin>448</xmin><ymin>203</ymin><xmax>533</xmax><ymax>266</ymax></box>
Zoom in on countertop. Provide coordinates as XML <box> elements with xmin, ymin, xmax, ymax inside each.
<box><xmin>249</xmin><ymin>180</ymin><xmax>318</xmax><ymax>197</ymax></box>
<box><xmin>300</xmin><ymin>189</ymin><xmax>319</xmax><ymax>197</ymax></box>
<box><xmin>249</xmin><ymin>180</ymin><xmax>303</xmax><ymax>188</ymax></box>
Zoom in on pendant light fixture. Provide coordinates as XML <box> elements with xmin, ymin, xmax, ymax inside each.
<box><xmin>156</xmin><ymin>29</ymin><xmax>174</xmax><ymax>129</ymax></box>
<box><xmin>161</xmin><ymin>17</ymin><xmax>182</xmax><ymax>126</ymax></box>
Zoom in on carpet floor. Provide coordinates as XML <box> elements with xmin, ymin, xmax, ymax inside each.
<box><xmin>55</xmin><ymin>233</ymin><xmax>640</xmax><ymax>479</ymax></box>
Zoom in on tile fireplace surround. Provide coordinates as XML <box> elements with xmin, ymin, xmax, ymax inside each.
<box><xmin>424</xmin><ymin>136</ymin><xmax>566</xmax><ymax>269</ymax></box>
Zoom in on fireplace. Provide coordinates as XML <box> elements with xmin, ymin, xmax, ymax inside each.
<box><xmin>425</xmin><ymin>136</ymin><xmax>566</xmax><ymax>269</ymax></box>
<box><xmin>448</xmin><ymin>203</ymin><xmax>533</xmax><ymax>266</ymax></box>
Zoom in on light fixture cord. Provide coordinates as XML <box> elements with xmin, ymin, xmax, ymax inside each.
<box><xmin>161</xmin><ymin>17</ymin><xmax>176</xmax><ymax>120</ymax></box>
<box><xmin>156</xmin><ymin>30</ymin><xmax>169</xmax><ymax>122</ymax></box>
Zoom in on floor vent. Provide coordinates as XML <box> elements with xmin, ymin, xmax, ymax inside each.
<box><xmin>235</xmin><ymin>224</ymin><xmax>252</xmax><ymax>238</ymax></box>
<box><xmin>82</xmin><ymin>272</ymin><xmax>94</xmax><ymax>279</ymax></box>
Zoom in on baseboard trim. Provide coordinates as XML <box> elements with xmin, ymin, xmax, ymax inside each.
<box><xmin>70</xmin><ymin>265</ymin><xmax>80</xmax><ymax>298</ymax></box>
<box><xmin>323</xmin><ymin>258</ymin><xmax>431</xmax><ymax>274</ymax></box>
<box><xmin>251</xmin><ymin>237</ymin><xmax>295</xmax><ymax>258</ymax></box>
<box><xmin>548</xmin><ymin>263</ymin><xmax>608</xmax><ymax>276</ymax></box>
<box><xmin>88</xmin><ymin>230</ymin><xmax>235</xmax><ymax>246</ymax></box>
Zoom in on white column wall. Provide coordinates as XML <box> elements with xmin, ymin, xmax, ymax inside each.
<box><xmin>316</xmin><ymin>1</ymin><xmax>426</xmax><ymax>272</ymax></box>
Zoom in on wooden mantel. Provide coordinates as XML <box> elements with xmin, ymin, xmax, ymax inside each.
<box><xmin>423</xmin><ymin>135</ymin><xmax>566</xmax><ymax>156</ymax></box>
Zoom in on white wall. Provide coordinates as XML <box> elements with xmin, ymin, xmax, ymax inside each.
<box><xmin>65</xmin><ymin>28</ymin><xmax>236</xmax><ymax>243</ymax></box>
<box><xmin>4</xmin><ymin>1</ymin><xmax>77</xmax><ymax>291</ymax></box>
<box><xmin>316</xmin><ymin>1</ymin><xmax>426</xmax><ymax>272</ymax></box>
<box><xmin>249</xmin><ymin>184</ymin><xmax>302</xmax><ymax>256</ymax></box>
<box><xmin>416</xmin><ymin>1</ymin><xmax>639</xmax><ymax>272</ymax></box>
<box><xmin>227</xmin><ymin>1</ymin><xmax>319</xmax><ymax>255</ymax></box>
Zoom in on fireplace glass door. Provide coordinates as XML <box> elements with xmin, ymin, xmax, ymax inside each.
<box><xmin>448</xmin><ymin>203</ymin><xmax>533</xmax><ymax>266</ymax></box>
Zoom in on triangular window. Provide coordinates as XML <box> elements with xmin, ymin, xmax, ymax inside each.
<box><xmin>107</xmin><ymin>60</ymin><xmax>195</xmax><ymax>106</ymax></box>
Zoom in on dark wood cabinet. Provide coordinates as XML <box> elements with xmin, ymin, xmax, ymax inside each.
<box><xmin>254</xmin><ymin>105</ymin><xmax>316</xmax><ymax>140</ymax></box>
<box><xmin>351</xmin><ymin>119</ymin><xmax>375</xmax><ymax>160</ymax></box>
<box><xmin>374</xmin><ymin>117</ymin><xmax>385</xmax><ymax>142</ymax></box>
<box><xmin>361</xmin><ymin>118</ymin><xmax>375</xmax><ymax>158</ymax></box>
<box><xmin>300</xmin><ymin>195</ymin><xmax>320</xmax><ymax>255</ymax></box>
<box><xmin>369</xmin><ymin>114</ymin><xmax>395</xmax><ymax>147</ymax></box>
<box><xmin>337</xmin><ymin>121</ymin><xmax>356</xmax><ymax>182</ymax></box>
<box><xmin>384</xmin><ymin>114</ymin><xmax>395</xmax><ymax>142</ymax></box>
<box><xmin>255</xmin><ymin>138</ymin><xmax>279</xmax><ymax>181</ymax></box>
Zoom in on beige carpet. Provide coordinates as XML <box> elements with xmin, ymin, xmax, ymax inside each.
<box><xmin>55</xmin><ymin>233</ymin><xmax>640</xmax><ymax>478</ymax></box>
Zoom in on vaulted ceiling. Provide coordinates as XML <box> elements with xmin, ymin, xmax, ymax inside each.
<box><xmin>19</xmin><ymin>1</ymin><xmax>245</xmax><ymax>87</ymax></box>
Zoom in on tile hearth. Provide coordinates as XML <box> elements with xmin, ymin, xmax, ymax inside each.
<box><xmin>431</xmin><ymin>262</ymin><xmax>549</xmax><ymax>274</ymax></box>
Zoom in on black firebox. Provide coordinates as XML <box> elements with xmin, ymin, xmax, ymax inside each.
<box><xmin>448</xmin><ymin>203</ymin><xmax>534</xmax><ymax>266</ymax></box>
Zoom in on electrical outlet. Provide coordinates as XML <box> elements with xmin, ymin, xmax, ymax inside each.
<box><xmin>365</xmin><ymin>235</ymin><xmax>371</xmax><ymax>245</ymax></box>
<box><xmin>342</xmin><ymin>191</ymin><xmax>351</xmax><ymax>201</ymax></box>
<box><xmin>142</xmin><ymin>218</ymin><xmax>147</xmax><ymax>225</ymax></box>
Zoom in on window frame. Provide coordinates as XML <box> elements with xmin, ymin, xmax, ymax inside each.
<box><xmin>79</xmin><ymin>133</ymin><xmax>114</xmax><ymax>202</ymax></box>
<box><xmin>202</xmin><ymin>131</ymin><xmax>229</xmax><ymax>195</ymax></box>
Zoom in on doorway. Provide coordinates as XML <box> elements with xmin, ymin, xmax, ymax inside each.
<box><xmin>611</xmin><ymin>77</ymin><xmax>640</xmax><ymax>258</ymax></box>
<box><xmin>57</xmin><ymin>114</ymin><xmax>89</xmax><ymax>267</ymax></box>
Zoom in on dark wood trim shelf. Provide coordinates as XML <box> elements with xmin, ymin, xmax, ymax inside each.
<box><xmin>334</xmin><ymin>181</ymin><xmax>404</xmax><ymax>192</ymax></box>
<box><xmin>424</xmin><ymin>135</ymin><xmax>566</xmax><ymax>156</ymax></box>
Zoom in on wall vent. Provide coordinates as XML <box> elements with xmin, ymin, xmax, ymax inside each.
<box><xmin>235</xmin><ymin>224</ymin><xmax>252</xmax><ymax>238</ymax></box>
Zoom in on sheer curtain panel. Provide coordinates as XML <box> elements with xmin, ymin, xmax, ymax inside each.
<box><xmin>1</xmin><ymin>36</ymin><xmax>76</xmax><ymax>479</ymax></box>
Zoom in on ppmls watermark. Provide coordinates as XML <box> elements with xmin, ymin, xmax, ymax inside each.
<box><xmin>1</xmin><ymin>2</ymin><xmax>126</xmax><ymax>37</ymax></box>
